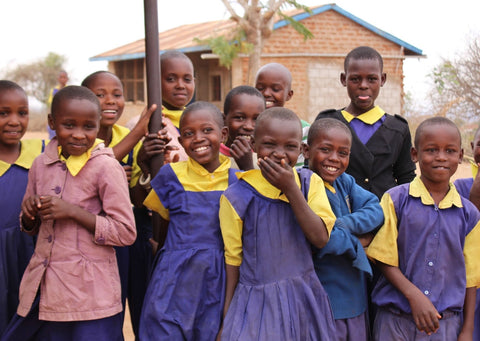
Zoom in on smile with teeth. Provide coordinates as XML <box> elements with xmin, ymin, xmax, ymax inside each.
<box><xmin>324</xmin><ymin>165</ymin><xmax>339</xmax><ymax>172</ymax></box>
<box><xmin>194</xmin><ymin>146</ymin><xmax>208</xmax><ymax>152</ymax></box>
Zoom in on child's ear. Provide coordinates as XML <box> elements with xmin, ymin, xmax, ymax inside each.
<box><xmin>459</xmin><ymin>148</ymin><xmax>464</xmax><ymax>164</ymax></box>
<box><xmin>340</xmin><ymin>73</ymin><xmax>347</xmax><ymax>87</ymax></box>
<box><xmin>286</xmin><ymin>89</ymin><xmax>294</xmax><ymax>102</ymax></box>
<box><xmin>410</xmin><ymin>146</ymin><xmax>418</xmax><ymax>163</ymax></box>
<box><xmin>251</xmin><ymin>136</ymin><xmax>256</xmax><ymax>152</ymax></box>
<box><xmin>381</xmin><ymin>73</ymin><xmax>387</xmax><ymax>86</ymax></box>
<box><xmin>302</xmin><ymin>143</ymin><xmax>310</xmax><ymax>160</ymax></box>
<box><xmin>47</xmin><ymin>114</ymin><xmax>55</xmax><ymax>131</ymax></box>
<box><xmin>221</xmin><ymin>126</ymin><xmax>229</xmax><ymax>144</ymax></box>
<box><xmin>222</xmin><ymin>112</ymin><xmax>227</xmax><ymax>125</ymax></box>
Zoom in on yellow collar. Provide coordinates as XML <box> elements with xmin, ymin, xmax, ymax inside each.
<box><xmin>58</xmin><ymin>139</ymin><xmax>103</xmax><ymax>176</ymax></box>
<box><xmin>409</xmin><ymin>176</ymin><xmax>462</xmax><ymax>209</ymax></box>
<box><xmin>0</xmin><ymin>139</ymin><xmax>46</xmax><ymax>176</ymax></box>
<box><xmin>324</xmin><ymin>181</ymin><xmax>336</xmax><ymax>194</ymax></box>
<box><xmin>163</xmin><ymin>106</ymin><xmax>184</xmax><ymax>129</ymax></box>
<box><xmin>341</xmin><ymin>106</ymin><xmax>385</xmax><ymax>124</ymax></box>
<box><xmin>185</xmin><ymin>154</ymin><xmax>231</xmax><ymax>176</ymax></box>
<box><xmin>238</xmin><ymin>168</ymin><xmax>301</xmax><ymax>202</ymax></box>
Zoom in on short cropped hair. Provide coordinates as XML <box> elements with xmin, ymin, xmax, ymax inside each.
<box><xmin>51</xmin><ymin>86</ymin><xmax>101</xmax><ymax>119</ymax></box>
<box><xmin>0</xmin><ymin>80</ymin><xmax>26</xmax><ymax>94</ymax></box>
<box><xmin>181</xmin><ymin>101</ymin><xmax>224</xmax><ymax>129</ymax></box>
<box><xmin>344</xmin><ymin>46</ymin><xmax>384</xmax><ymax>72</ymax></box>
<box><xmin>308</xmin><ymin>118</ymin><xmax>352</xmax><ymax>146</ymax></box>
<box><xmin>81</xmin><ymin>71</ymin><xmax>122</xmax><ymax>89</ymax></box>
<box><xmin>161</xmin><ymin>50</ymin><xmax>194</xmax><ymax>69</ymax></box>
<box><xmin>254</xmin><ymin>107</ymin><xmax>302</xmax><ymax>139</ymax></box>
<box><xmin>223</xmin><ymin>85</ymin><xmax>264</xmax><ymax>115</ymax></box>
<box><xmin>414</xmin><ymin>116</ymin><xmax>461</xmax><ymax>148</ymax></box>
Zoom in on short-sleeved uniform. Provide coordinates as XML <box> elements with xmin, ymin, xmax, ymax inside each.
<box><xmin>316</xmin><ymin>107</ymin><xmax>416</xmax><ymax>199</ymax></box>
<box><xmin>140</xmin><ymin>156</ymin><xmax>238</xmax><ymax>341</ymax></box>
<box><xmin>454</xmin><ymin>171</ymin><xmax>480</xmax><ymax>341</ymax></box>
<box><xmin>0</xmin><ymin>139</ymin><xmax>45</xmax><ymax>335</ymax></box>
<box><xmin>313</xmin><ymin>172</ymin><xmax>383</xmax><ymax>340</ymax></box>
<box><xmin>219</xmin><ymin>167</ymin><xmax>336</xmax><ymax>340</ymax></box>
<box><xmin>367</xmin><ymin>177</ymin><xmax>480</xmax><ymax>340</ymax></box>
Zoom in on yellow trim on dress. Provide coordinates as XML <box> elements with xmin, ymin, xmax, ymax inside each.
<box><xmin>59</xmin><ymin>139</ymin><xmax>103</xmax><ymax>176</ymax></box>
<box><xmin>0</xmin><ymin>139</ymin><xmax>46</xmax><ymax>176</ymax></box>
<box><xmin>163</xmin><ymin>106</ymin><xmax>184</xmax><ymax>129</ymax></box>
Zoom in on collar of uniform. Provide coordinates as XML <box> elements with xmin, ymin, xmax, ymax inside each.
<box><xmin>409</xmin><ymin>176</ymin><xmax>463</xmax><ymax>209</ymax></box>
<box><xmin>324</xmin><ymin>181</ymin><xmax>336</xmax><ymax>194</ymax></box>
<box><xmin>238</xmin><ymin>168</ymin><xmax>301</xmax><ymax>202</ymax></box>
<box><xmin>185</xmin><ymin>153</ymin><xmax>231</xmax><ymax>177</ymax></box>
<box><xmin>0</xmin><ymin>139</ymin><xmax>46</xmax><ymax>176</ymax></box>
<box><xmin>341</xmin><ymin>106</ymin><xmax>385</xmax><ymax>124</ymax></box>
<box><xmin>58</xmin><ymin>139</ymin><xmax>103</xmax><ymax>176</ymax></box>
<box><xmin>470</xmin><ymin>160</ymin><xmax>478</xmax><ymax>178</ymax></box>
<box><xmin>110</xmin><ymin>124</ymin><xmax>130</xmax><ymax>147</ymax></box>
<box><xmin>163</xmin><ymin>106</ymin><xmax>184</xmax><ymax>129</ymax></box>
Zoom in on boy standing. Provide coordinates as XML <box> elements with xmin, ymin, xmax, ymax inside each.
<box><xmin>367</xmin><ymin>117</ymin><xmax>480</xmax><ymax>340</ymax></box>
<box><xmin>316</xmin><ymin>46</ymin><xmax>415</xmax><ymax>198</ymax></box>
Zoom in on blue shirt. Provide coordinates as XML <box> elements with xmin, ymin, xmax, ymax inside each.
<box><xmin>313</xmin><ymin>172</ymin><xmax>383</xmax><ymax>319</ymax></box>
<box><xmin>368</xmin><ymin>177</ymin><xmax>480</xmax><ymax>313</ymax></box>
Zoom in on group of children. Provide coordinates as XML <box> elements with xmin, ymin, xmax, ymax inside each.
<box><xmin>0</xmin><ymin>45</ymin><xmax>479</xmax><ymax>341</ymax></box>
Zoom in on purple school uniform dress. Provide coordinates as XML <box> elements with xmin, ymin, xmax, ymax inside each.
<box><xmin>368</xmin><ymin>177</ymin><xmax>480</xmax><ymax>340</ymax></box>
<box><xmin>219</xmin><ymin>168</ymin><xmax>337</xmax><ymax>340</ymax></box>
<box><xmin>0</xmin><ymin>140</ymin><xmax>44</xmax><ymax>335</ymax></box>
<box><xmin>140</xmin><ymin>157</ymin><xmax>238</xmax><ymax>341</ymax></box>
<box><xmin>454</xmin><ymin>177</ymin><xmax>480</xmax><ymax>341</ymax></box>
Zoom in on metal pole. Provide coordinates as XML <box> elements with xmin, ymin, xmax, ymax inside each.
<box><xmin>143</xmin><ymin>0</ymin><xmax>167</xmax><ymax>247</ymax></box>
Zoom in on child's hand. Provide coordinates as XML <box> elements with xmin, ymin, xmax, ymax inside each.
<box><xmin>230</xmin><ymin>136</ymin><xmax>254</xmax><ymax>170</ymax></box>
<box><xmin>38</xmin><ymin>196</ymin><xmax>72</xmax><ymax>221</ymax></box>
<box><xmin>258</xmin><ymin>157</ymin><xmax>295</xmax><ymax>193</ymax></box>
<box><xmin>131</xmin><ymin>104</ymin><xmax>158</xmax><ymax>136</ymax></box>
<box><xmin>123</xmin><ymin>165</ymin><xmax>133</xmax><ymax>183</ymax></box>
<box><xmin>457</xmin><ymin>330</ymin><xmax>473</xmax><ymax>341</ymax></box>
<box><xmin>408</xmin><ymin>290</ymin><xmax>441</xmax><ymax>335</ymax></box>
<box><xmin>137</xmin><ymin>132</ymin><xmax>169</xmax><ymax>175</ymax></box>
<box><xmin>164</xmin><ymin>145</ymin><xmax>180</xmax><ymax>164</ymax></box>
<box><xmin>22</xmin><ymin>195</ymin><xmax>42</xmax><ymax>221</ymax></box>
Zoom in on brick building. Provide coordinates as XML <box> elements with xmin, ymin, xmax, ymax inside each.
<box><xmin>91</xmin><ymin>3</ymin><xmax>423</xmax><ymax>124</ymax></box>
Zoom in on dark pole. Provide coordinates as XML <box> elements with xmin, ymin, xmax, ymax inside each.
<box><xmin>144</xmin><ymin>0</ymin><xmax>167</xmax><ymax>247</ymax></box>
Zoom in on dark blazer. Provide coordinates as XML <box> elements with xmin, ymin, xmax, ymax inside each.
<box><xmin>315</xmin><ymin>109</ymin><xmax>416</xmax><ymax>199</ymax></box>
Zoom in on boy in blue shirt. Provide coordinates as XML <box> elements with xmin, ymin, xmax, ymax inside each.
<box><xmin>367</xmin><ymin>117</ymin><xmax>480</xmax><ymax>340</ymax></box>
<box><xmin>304</xmin><ymin>117</ymin><xmax>384</xmax><ymax>340</ymax></box>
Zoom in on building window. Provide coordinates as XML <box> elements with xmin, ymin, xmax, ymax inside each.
<box><xmin>115</xmin><ymin>59</ymin><xmax>145</xmax><ymax>103</ymax></box>
<box><xmin>211</xmin><ymin>75</ymin><xmax>221</xmax><ymax>102</ymax></box>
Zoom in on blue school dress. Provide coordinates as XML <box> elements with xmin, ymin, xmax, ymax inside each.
<box><xmin>219</xmin><ymin>168</ymin><xmax>337</xmax><ymax>340</ymax></box>
<box><xmin>140</xmin><ymin>156</ymin><xmax>238</xmax><ymax>340</ymax></box>
<box><xmin>0</xmin><ymin>140</ymin><xmax>44</xmax><ymax>335</ymax></box>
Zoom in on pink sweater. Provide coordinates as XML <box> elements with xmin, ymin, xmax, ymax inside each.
<box><xmin>17</xmin><ymin>140</ymin><xmax>136</xmax><ymax>321</ymax></box>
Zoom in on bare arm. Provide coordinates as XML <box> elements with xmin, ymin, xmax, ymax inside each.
<box><xmin>376</xmin><ymin>261</ymin><xmax>441</xmax><ymax>335</ymax></box>
<box><xmin>259</xmin><ymin>157</ymin><xmax>329</xmax><ymax>248</ymax></box>
<box><xmin>458</xmin><ymin>287</ymin><xmax>476</xmax><ymax>341</ymax></box>
<box><xmin>217</xmin><ymin>264</ymin><xmax>240</xmax><ymax>340</ymax></box>
<box><xmin>111</xmin><ymin>104</ymin><xmax>157</xmax><ymax>161</ymax></box>
<box><xmin>469</xmin><ymin>166</ymin><xmax>480</xmax><ymax>210</ymax></box>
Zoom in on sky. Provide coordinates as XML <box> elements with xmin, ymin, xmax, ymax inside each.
<box><xmin>1</xmin><ymin>0</ymin><xmax>479</xmax><ymax>107</ymax></box>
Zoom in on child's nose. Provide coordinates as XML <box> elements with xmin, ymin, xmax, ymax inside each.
<box><xmin>243</xmin><ymin>119</ymin><xmax>254</xmax><ymax>131</ymax></box>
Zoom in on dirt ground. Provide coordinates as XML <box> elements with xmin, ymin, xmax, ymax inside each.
<box><xmin>22</xmin><ymin>130</ymin><xmax>472</xmax><ymax>340</ymax></box>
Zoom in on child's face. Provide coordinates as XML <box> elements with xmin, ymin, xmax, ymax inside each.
<box><xmin>49</xmin><ymin>99</ymin><xmax>100</xmax><ymax>159</ymax></box>
<box><xmin>471</xmin><ymin>134</ymin><xmax>480</xmax><ymax>164</ymax></box>
<box><xmin>411</xmin><ymin>124</ymin><xmax>463</xmax><ymax>189</ymax></box>
<box><xmin>86</xmin><ymin>73</ymin><xmax>125</xmax><ymax>128</ymax></box>
<box><xmin>305</xmin><ymin>128</ymin><xmax>351</xmax><ymax>185</ymax></box>
<box><xmin>0</xmin><ymin>89</ymin><xmax>29</xmax><ymax>147</ymax></box>
<box><xmin>255</xmin><ymin>68</ymin><xmax>293</xmax><ymax>108</ymax></box>
<box><xmin>178</xmin><ymin>109</ymin><xmax>227</xmax><ymax>173</ymax></box>
<box><xmin>161</xmin><ymin>58</ymin><xmax>195</xmax><ymax>110</ymax></box>
<box><xmin>58</xmin><ymin>72</ymin><xmax>68</xmax><ymax>87</ymax></box>
<box><xmin>225</xmin><ymin>93</ymin><xmax>264</xmax><ymax>147</ymax></box>
<box><xmin>254</xmin><ymin>118</ymin><xmax>302</xmax><ymax>168</ymax></box>
<box><xmin>341</xmin><ymin>58</ymin><xmax>386</xmax><ymax>116</ymax></box>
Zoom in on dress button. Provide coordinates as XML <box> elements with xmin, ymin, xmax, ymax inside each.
<box><xmin>364</xmin><ymin>178</ymin><xmax>369</xmax><ymax>183</ymax></box>
<box><xmin>47</xmin><ymin>235</ymin><xmax>53</xmax><ymax>243</ymax></box>
<box><xmin>97</xmin><ymin>237</ymin><xmax>105</xmax><ymax>245</ymax></box>
<box><xmin>424</xmin><ymin>290</ymin><xmax>429</xmax><ymax>295</ymax></box>
<box><xmin>61</xmin><ymin>163</ymin><xmax>67</xmax><ymax>171</ymax></box>
<box><xmin>428</xmin><ymin>261</ymin><xmax>433</xmax><ymax>266</ymax></box>
<box><xmin>43</xmin><ymin>258</ymin><xmax>48</xmax><ymax>267</ymax></box>
<box><xmin>54</xmin><ymin>186</ymin><xmax>61</xmax><ymax>194</ymax></box>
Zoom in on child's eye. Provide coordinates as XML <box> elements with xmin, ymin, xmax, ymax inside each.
<box><xmin>166</xmin><ymin>76</ymin><xmax>177</xmax><ymax>83</ymax></box>
<box><xmin>339</xmin><ymin>151</ymin><xmax>350</xmax><ymax>157</ymax></box>
<box><xmin>184</xmin><ymin>77</ymin><xmax>193</xmax><ymax>83</ymax></box>
<box><xmin>96</xmin><ymin>93</ymin><xmax>104</xmax><ymax>98</ymax></box>
<box><xmin>63</xmin><ymin>123</ymin><xmax>74</xmax><ymax>129</ymax></box>
<box><xmin>320</xmin><ymin>147</ymin><xmax>331</xmax><ymax>153</ymax></box>
<box><xmin>233</xmin><ymin>115</ymin><xmax>245</xmax><ymax>121</ymax></box>
<box><xmin>182</xmin><ymin>131</ymin><xmax>193</xmax><ymax>137</ymax></box>
<box><xmin>369</xmin><ymin>77</ymin><xmax>378</xmax><ymax>82</ymax></box>
<box><xmin>203</xmin><ymin>127</ymin><xmax>213</xmax><ymax>133</ymax></box>
<box><xmin>0</xmin><ymin>111</ymin><xmax>8</xmax><ymax>117</ymax></box>
<box><xmin>19</xmin><ymin>110</ymin><xmax>29</xmax><ymax>116</ymax></box>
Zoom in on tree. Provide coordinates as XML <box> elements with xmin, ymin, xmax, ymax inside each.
<box><xmin>428</xmin><ymin>35</ymin><xmax>480</xmax><ymax>121</ymax></box>
<box><xmin>3</xmin><ymin>52</ymin><xmax>67</xmax><ymax>104</ymax></box>
<box><xmin>204</xmin><ymin>0</ymin><xmax>313</xmax><ymax>84</ymax></box>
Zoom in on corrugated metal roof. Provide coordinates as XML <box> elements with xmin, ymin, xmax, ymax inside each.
<box><xmin>90</xmin><ymin>3</ymin><xmax>422</xmax><ymax>62</ymax></box>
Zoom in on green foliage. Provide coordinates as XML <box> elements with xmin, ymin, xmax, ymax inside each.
<box><xmin>276</xmin><ymin>12</ymin><xmax>313</xmax><ymax>41</ymax></box>
<box><xmin>194</xmin><ymin>31</ymin><xmax>253</xmax><ymax>69</ymax></box>
<box><xmin>3</xmin><ymin>52</ymin><xmax>67</xmax><ymax>104</ymax></box>
<box><xmin>430</xmin><ymin>61</ymin><xmax>459</xmax><ymax>95</ymax></box>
